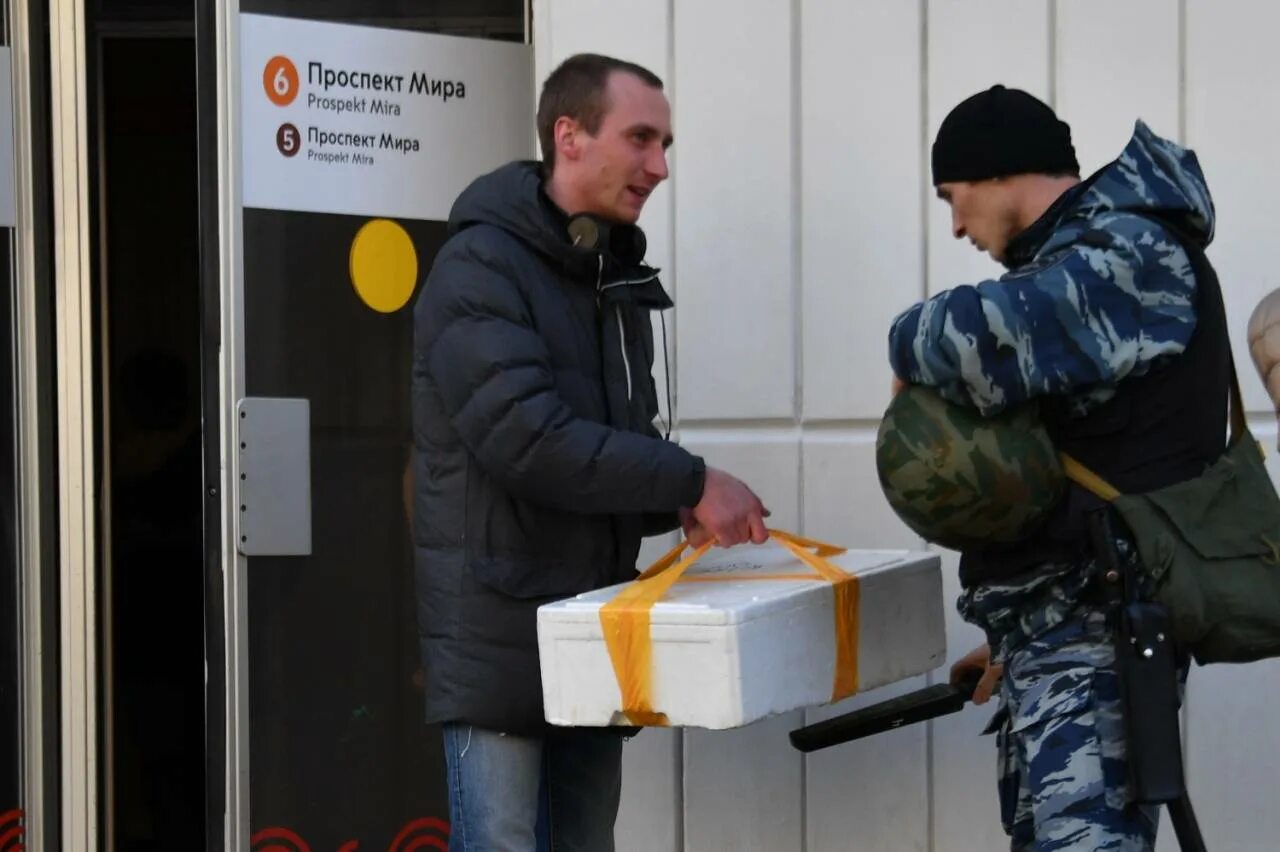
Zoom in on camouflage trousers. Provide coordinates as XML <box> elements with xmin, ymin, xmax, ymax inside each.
<box><xmin>994</xmin><ymin>611</ymin><xmax>1160</xmax><ymax>851</ymax></box>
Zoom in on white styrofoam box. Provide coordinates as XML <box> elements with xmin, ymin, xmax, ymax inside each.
<box><xmin>537</xmin><ymin>542</ymin><xmax>945</xmax><ymax>730</ymax></box>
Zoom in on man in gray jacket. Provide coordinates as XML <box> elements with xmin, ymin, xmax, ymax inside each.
<box><xmin>412</xmin><ymin>53</ymin><xmax>767</xmax><ymax>851</ymax></box>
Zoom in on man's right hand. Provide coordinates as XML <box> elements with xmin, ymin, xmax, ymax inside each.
<box><xmin>678</xmin><ymin>506</ymin><xmax>713</xmax><ymax>549</ymax></box>
<box><xmin>950</xmin><ymin>643</ymin><xmax>1003</xmax><ymax>705</ymax></box>
<box><xmin>691</xmin><ymin>467</ymin><xmax>770</xmax><ymax>547</ymax></box>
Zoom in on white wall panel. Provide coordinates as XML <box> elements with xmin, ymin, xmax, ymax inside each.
<box><xmin>1186</xmin><ymin>0</ymin><xmax>1280</xmax><ymax>415</ymax></box>
<box><xmin>533</xmin><ymin>7</ymin><xmax>686</xmax><ymax>848</ymax></box>
<box><xmin>804</xmin><ymin>680</ymin><xmax>930</xmax><ymax>852</ymax></box>
<box><xmin>617</xmin><ymin>531</ymin><xmax>683</xmax><ymax>851</ymax></box>
<box><xmin>531</xmin><ymin>0</ymin><xmax>677</xmax><ymax>425</ymax></box>
<box><xmin>534</xmin><ymin>0</ymin><xmax>668</xmax><ymax>78</ymax></box>
<box><xmin>802</xmin><ymin>435</ymin><xmax>930</xmax><ymax>851</ymax></box>
<box><xmin>674</xmin><ymin>0</ymin><xmax>796</xmax><ymax>420</ymax></box>
<box><xmin>928</xmin><ymin>551</ymin><xmax>1010</xmax><ymax>852</ymax></box>
<box><xmin>679</xmin><ymin>431</ymin><xmax>802</xmax><ymax>533</ymax></box>
<box><xmin>683</xmin><ymin>714</ymin><xmax>804</xmax><ymax>852</ymax></box>
<box><xmin>800</xmin><ymin>431</ymin><xmax>915</xmax><ymax>550</ymax></box>
<box><xmin>926</xmin><ymin>1</ymin><xmax>1050</xmax><ymax>297</ymax></box>
<box><xmin>532</xmin><ymin>2</ymin><xmax>1280</xmax><ymax>848</ymax></box>
<box><xmin>1055</xmin><ymin>0</ymin><xmax>1180</xmax><ymax>176</ymax></box>
<box><xmin>1183</xmin><ymin>659</ymin><xmax>1280</xmax><ymax>852</ymax></box>
<box><xmin>1178</xmin><ymin>417</ymin><xmax>1280</xmax><ymax>852</ymax></box>
<box><xmin>1181</xmin><ymin>7</ymin><xmax>1280</xmax><ymax>849</ymax></box>
<box><xmin>801</xmin><ymin>0</ymin><xmax>924</xmax><ymax>420</ymax></box>
<box><xmin>679</xmin><ymin>434</ymin><xmax>802</xmax><ymax>850</ymax></box>
<box><xmin>1055</xmin><ymin>40</ymin><xmax>1192</xmax><ymax>852</ymax></box>
<box><xmin>925</xmin><ymin>5</ymin><xmax>1051</xmax><ymax>846</ymax></box>
<box><xmin>617</xmin><ymin>729</ymin><xmax>682</xmax><ymax>852</ymax></box>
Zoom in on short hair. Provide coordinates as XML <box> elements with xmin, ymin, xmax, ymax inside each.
<box><xmin>536</xmin><ymin>53</ymin><xmax>664</xmax><ymax>170</ymax></box>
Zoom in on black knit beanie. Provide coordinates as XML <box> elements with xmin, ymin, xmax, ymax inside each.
<box><xmin>931</xmin><ymin>85</ymin><xmax>1078</xmax><ymax>185</ymax></box>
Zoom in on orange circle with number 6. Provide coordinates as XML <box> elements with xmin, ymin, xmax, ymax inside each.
<box><xmin>264</xmin><ymin>56</ymin><xmax>299</xmax><ymax>106</ymax></box>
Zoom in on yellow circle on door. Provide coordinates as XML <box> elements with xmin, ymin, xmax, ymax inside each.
<box><xmin>349</xmin><ymin>219</ymin><xmax>419</xmax><ymax>313</ymax></box>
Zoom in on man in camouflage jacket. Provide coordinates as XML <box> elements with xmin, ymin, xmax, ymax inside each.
<box><xmin>888</xmin><ymin>86</ymin><xmax>1220</xmax><ymax>851</ymax></box>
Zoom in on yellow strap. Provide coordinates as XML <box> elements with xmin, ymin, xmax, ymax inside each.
<box><xmin>598</xmin><ymin>540</ymin><xmax>711</xmax><ymax>726</ymax></box>
<box><xmin>598</xmin><ymin>529</ymin><xmax>860</xmax><ymax>726</ymax></box>
<box><xmin>634</xmin><ymin>538</ymin><xmax>698</xmax><ymax>581</ymax></box>
<box><xmin>1059</xmin><ymin>452</ymin><xmax>1121</xmax><ymax>502</ymax></box>
<box><xmin>770</xmin><ymin>532</ymin><xmax>861</xmax><ymax>701</ymax></box>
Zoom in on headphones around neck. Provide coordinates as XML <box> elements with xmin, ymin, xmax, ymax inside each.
<box><xmin>566</xmin><ymin>214</ymin><xmax>647</xmax><ymax>267</ymax></box>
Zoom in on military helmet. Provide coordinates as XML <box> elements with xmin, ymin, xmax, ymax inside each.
<box><xmin>876</xmin><ymin>385</ymin><xmax>1065</xmax><ymax>550</ymax></box>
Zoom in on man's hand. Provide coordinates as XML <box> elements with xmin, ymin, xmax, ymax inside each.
<box><xmin>691</xmin><ymin>467</ymin><xmax>770</xmax><ymax>547</ymax></box>
<box><xmin>950</xmin><ymin>643</ymin><xmax>1003</xmax><ymax>705</ymax></box>
<box><xmin>678</xmin><ymin>506</ymin><xmax>713</xmax><ymax>548</ymax></box>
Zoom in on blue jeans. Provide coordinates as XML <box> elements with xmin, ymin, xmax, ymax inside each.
<box><xmin>441</xmin><ymin>723</ymin><xmax>623</xmax><ymax>852</ymax></box>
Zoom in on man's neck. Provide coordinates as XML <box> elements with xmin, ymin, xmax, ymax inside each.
<box><xmin>1017</xmin><ymin>176</ymin><xmax>1081</xmax><ymax>231</ymax></box>
<box><xmin>544</xmin><ymin>168</ymin><xmax>584</xmax><ymax>217</ymax></box>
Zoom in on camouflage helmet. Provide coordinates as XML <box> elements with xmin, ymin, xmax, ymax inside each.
<box><xmin>876</xmin><ymin>385</ymin><xmax>1065</xmax><ymax>551</ymax></box>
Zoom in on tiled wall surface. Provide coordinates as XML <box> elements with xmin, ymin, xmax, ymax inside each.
<box><xmin>533</xmin><ymin>2</ymin><xmax>1280</xmax><ymax>848</ymax></box>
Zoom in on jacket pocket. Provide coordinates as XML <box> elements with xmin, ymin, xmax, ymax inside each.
<box><xmin>1003</xmin><ymin>625</ymin><xmax>1131</xmax><ymax>813</ymax></box>
<box><xmin>465</xmin><ymin>467</ymin><xmax>609</xmax><ymax>599</ymax></box>
<box><xmin>1005</xmin><ymin>667</ymin><xmax>1132</xmax><ymax>813</ymax></box>
<box><xmin>470</xmin><ymin>552</ymin><xmax>598</xmax><ymax>600</ymax></box>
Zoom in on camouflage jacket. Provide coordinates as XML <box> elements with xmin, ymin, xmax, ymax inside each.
<box><xmin>889</xmin><ymin>122</ymin><xmax>1217</xmax><ymax>657</ymax></box>
<box><xmin>890</xmin><ymin>121</ymin><xmax>1214</xmax><ymax>420</ymax></box>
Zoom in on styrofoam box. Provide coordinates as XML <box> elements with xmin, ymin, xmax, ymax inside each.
<box><xmin>537</xmin><ymin>543</ymin><xmax>946</xmax><ymax>730</ymax></box>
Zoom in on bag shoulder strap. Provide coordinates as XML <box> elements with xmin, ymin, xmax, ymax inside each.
<box><xmin>1060</xmin><ymin>453</ymin><xmax>1121</xmax><ymax>502</ymax></box>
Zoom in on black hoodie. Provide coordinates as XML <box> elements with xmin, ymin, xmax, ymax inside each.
<box><xmin>411</xmin><ymin>161</ymin><xmax>705</xmax><ymax>733</ymax></box>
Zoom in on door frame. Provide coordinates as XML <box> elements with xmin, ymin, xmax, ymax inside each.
<box><xmin>41</xmin><ymin>4</ymin><xmax>210</xmax><ymax>849</ymax></box>
<box><xmin>194</xmin><ymin>0</ymin><xmax>228</xmax><ymax>848</ymax></box>
<box><xmin>46</xmin><ymin>0</ymin><xmax>97</xmax><ymax>848</ymax></box>
<box><xmin>10</xmin><ymin>0</ymin><xmax>59</xmax><ymax>847</ymax></box>
<box><xmin>207</xmin><ymin>0</ymin><xmax>247</xmax><ymax>845</ymax></box>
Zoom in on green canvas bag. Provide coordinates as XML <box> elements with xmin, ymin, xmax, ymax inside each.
<box><xmin>1062</xmin><ymin>368</ymin><xmax>1280</xmax><ymax>664</ymax></box>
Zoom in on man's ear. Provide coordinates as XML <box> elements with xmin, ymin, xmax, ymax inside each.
<box><xmin>554</xmin><ymin>116</ymin><xmax>582</xmax><ymax>163</ymax></box>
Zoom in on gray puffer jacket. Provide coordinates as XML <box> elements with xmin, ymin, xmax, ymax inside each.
<box><xmin>411</xmin><ymin>161</ymin><xmax>705</xmax><ymax>734</ymax></box>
